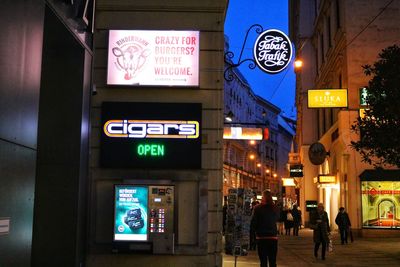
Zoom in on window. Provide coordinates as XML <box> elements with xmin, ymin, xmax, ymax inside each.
<box><xmin>327</xmin><ymin>16</ymin><xmax>332</xmax><ymax>47</ymax></box>
<box><xmin>336</xmin><ymin>0</ymin><xmax>341</xmax><ymax>29</ymax></box>
<box><xmin>361</xmin><ymin>181</ymin><xmax>400</xmax><ymax>229</ymax></box>
<box><xmin>320</xmin><ymin>34</ymin><xmax>324</xmax><ymax>62</ymax></box>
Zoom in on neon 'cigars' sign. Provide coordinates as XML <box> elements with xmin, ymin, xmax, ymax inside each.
<box><xmin>104</xmin><ymin>120</ymin><xmax>199</xmax><ymax>139</ymax></box>
<box><xmin>253</xmin><ymin>29</ymin><xmax>293</xmax><ymax>74</ymax></box>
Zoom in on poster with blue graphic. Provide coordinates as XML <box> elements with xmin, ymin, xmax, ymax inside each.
<box><xmin>114</xmin><ymin>185</ymin><xmax>148</xmax><ymax>241</ymax></box>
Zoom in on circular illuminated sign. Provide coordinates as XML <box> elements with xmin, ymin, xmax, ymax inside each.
<box><xmin>253</xmin><ymin>29</ymin><xmax>293</xmax><ymax>74</ymax></box>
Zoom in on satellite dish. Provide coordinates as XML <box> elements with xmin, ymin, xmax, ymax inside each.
<box><xmin>308</xmin><ymin>142</ymin><xmax>327</xmax><ymax>165</ymax></box>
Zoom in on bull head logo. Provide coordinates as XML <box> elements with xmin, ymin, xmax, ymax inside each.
<box><xmin>112</xmin><ymin>44</ymin><xmax>151</xmax><ymax>80</ymax></box>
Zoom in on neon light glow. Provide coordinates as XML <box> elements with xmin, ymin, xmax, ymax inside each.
<box><xmin>104</xmin><ymin>120</ymin><xmax>199</xmax><ymax>139</ymax></box>
<box><xmin>137</xmin><ymin>144</ymin><xmax>165</xmax><ymax>157</ymax></box>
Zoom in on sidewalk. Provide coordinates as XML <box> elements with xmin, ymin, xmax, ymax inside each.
<box><xmin>223</xmin><ymin>229</ymin><xmax>400</xmax><ymax>266</ymax></box>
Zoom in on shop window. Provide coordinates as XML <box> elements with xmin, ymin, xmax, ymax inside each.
<box><xmin>361</xmin><ymin>181</ymin><xmax>400</xmax><ymax>229</ymax></box>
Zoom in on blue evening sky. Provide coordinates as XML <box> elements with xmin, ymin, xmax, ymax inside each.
<box><xmin>224</xmin><ymin>0</ymin><xmax>296</xmax><ymax>118</ymax></box>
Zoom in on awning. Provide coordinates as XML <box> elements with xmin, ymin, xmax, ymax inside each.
<box><xmin>359</xmin><ymin>169</ymin><xmax>400</xmax><ymax>181</ymax></box>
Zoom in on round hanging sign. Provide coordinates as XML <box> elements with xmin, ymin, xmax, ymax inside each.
<box><xmin>308</xmin><ymin>142</ymin><xmax>327</xmax><ymax>165</ymax></box>
<box><xmin>253</xmin><ymin>29</ymin><xmax>293</xmax><ymax>74</ymax></box>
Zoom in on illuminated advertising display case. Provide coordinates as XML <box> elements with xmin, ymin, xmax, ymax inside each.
<box><xmin>361</xmin><ymin>181</ymin><xmax>400</xmax><ymax>229</ymax></box>
<box><xmin>113</xmin><ymin>184</ymin><xmax>175</xmax><ymax>253</ymax></box>
<box><xmin>100</xmin><ymin>102</ymin><xmax>201</xmax><ymax>169</ymax></box>
<box><xmin>114</xmin><ymin>185</ymin><xmax>149</xmax><ymax>241</ymax></box>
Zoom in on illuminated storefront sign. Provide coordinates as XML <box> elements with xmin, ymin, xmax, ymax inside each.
<box><xmin>306</xmin><ymin>200</ymin><xmax>318</xmax><ymax>212</ymax></box>
<box><xmin>107</xmin><ymin>30</ymin><xmax>199</xmax><ymax>86</ymax></box>
<box><xmin>290</xmin><ymin>164</ymin><xmax>303</xmax><ymax>177</ymax></box>
<box><xmin>318</xmin><ymin>175</ymin><xmax>336</xmax><ymax>184</ymax></box>
<box><xmin>253</xmin><ymin>29</ymin><xmax>293</xmax><ymax>74</ymax></box>
<box><xmin>101</xmin><ymin>102</ymin><xmax>201</xmax><ymax>169</ymax></box>
<box><xmin>308</xmin><ymin>89</ymin><xmax>348</xmax><ymax>108</ymax></box>
<box><xmin>282</xmin><ymin>178</ymin><xmax>296</xmax><ymax>187</ymax></box>
<box><xmin>359</xmin><ymin>108</ymin><xmax>367</xmax><ymax>118</ymax></box>
<box><xmin>223</xmin><ymin>127</ymin><xmax>264</xmax><ymax>140</ymax></box>
<box><xmin>359</xmin><ymin>87</ymin><xmax>368</xmax><ymax>106</ymax></box>
<box><xmin>361</xmin><ymin>181</ymin><xmax>400</xmax><ymax>229</ymax></box>
<box><xmin>104</xmin><ymin>120</ymin><xmax>199</xmax><ymax>139</ymax></box>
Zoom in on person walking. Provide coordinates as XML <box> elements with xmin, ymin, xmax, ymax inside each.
<box><xmin>291</xmin><ymin>205</ymin><xmax>302</xmax><ymax>236</ymax></box>
<box><xmin>277</xmin><ymin>204</ymin><xmax>285</xmax><ymax>235</ymax></box>
<box><xmin>250</xmin><ymin>190</ymin><xmax>279</xmax><ymax>267</ymax></box>
<box><xmin>249</xmin><ymin>200</ymin><xmax>260</xmax><ymax>250</ymax></box>
<box><xmin>310</xmin><ymin>203</ymin><xmax>330</xmax><ymax>260</ymax></box>
<box><xmin>284</xmin><ymin>208</ymin><xmax>294</xmax><ymax>235</ymax></box>
<box><xmin>335</xmin><ymin>207</ymin><xmax>351</xmax><ymax>244</ymax></box>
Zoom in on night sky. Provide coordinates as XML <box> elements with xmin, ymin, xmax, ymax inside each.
<box><xmin>224</xmin><ymin>0</ymin><xmax>296</xmax><ymax>118</ymax></box>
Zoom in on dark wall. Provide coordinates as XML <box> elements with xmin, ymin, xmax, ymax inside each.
<box><xmin>0</xmin><ymin>0</ymin><xmax>44</xmax><ymax>266</ymax></box>
<box><xmin>31</xmin><ymin>6</ymin><xmax>91</xmax><ymax>267</ymax></box>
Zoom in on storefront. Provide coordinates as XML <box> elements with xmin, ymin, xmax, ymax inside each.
<box><xmin>360</xmin><ymin>170</ymin><xmax>400</xmax><ymax>230</ymax></box>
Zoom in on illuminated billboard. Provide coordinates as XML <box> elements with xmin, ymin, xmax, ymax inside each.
<box><xmin>223</xmin><ymin>127</ymin><xmax>264</xmax><ymax>140</ymax></box>
<box><xmin>114</xmin><ymin>185</ymin><xmax>149</xmax><ymax>241</ymax></box>
<box><xmin>308</xmin><ymin>89</ymin><xmax>348</xmax><ymax>108</ymax></box>
<box><xmin>107</xmin><ymin>30</ymin><xmax>199</xmax><ymax>86</ymax></box>
<box><xmin>361</xmin><ymin>181</ymin><xmax>400</xmax><ymax>228</ymax></box>
<box><xmin>100</xmin><ymin>102</ymin><xmax>201</xmax><ymax>169</ymax></box>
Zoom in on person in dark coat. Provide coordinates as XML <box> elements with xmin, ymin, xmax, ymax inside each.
<box><xmin>284</xmin><ymin>208</ymin><xmax>294</xmax><ymax>235</ymax></box>
<box><xmin>249</xmin><ymin>200</ymin><xmax>260</xmax><ymax>250</ymax></box>
<box><xmin>291</xmin><ymin>205</ymin><xmax>302</xmax><ymax>236</ymax></box>
<box><xmin>250</xmin><ymin>190</ymin><xmax>279</xmax><ymax>267</ymax></box>
<box><xmin>310</xmin><ymin>203</ymin><xmax>330</xmax><ymax>260</ymax></box>
<box><xmin>335</xmin><ymin>207</ymin><xmax>351</xmax><ymax>244</ymax></box>
<box><xmin>277</xmin><ymin>204</ymin><xmax>285</xmax><ymax>235</ymax></box>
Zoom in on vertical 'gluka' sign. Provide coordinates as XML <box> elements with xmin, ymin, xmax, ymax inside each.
<box><xmin>253</xmin><ymin>29</ymin><xmax>293</xmax><ymax>74</ymax></box>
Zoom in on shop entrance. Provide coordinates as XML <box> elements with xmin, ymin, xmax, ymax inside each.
<box><xmin>378</xmin><ymin>199</ymin><xmax>396</xmax><ymax>226</ymax></box>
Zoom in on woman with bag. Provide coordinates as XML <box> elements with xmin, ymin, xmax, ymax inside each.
<box><xmin>284</xmin><ymin>208</ymin><xmax>294</xmax><ymax>235</ymax></box>
<box><xmin>309</xmin><ymin>203</ymin><xmax>330</xmax><ymax>260</ymax></box>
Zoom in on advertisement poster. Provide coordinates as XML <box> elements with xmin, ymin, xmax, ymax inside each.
<box><xmin>107</xmin><ymin>30</ymin><xmax>199</xmax><ymax>86</ymax></box>
<box><xmin>114</xmin><ymin>185</ymin><xmax>149</xmax><ymax>241</ymax></box>
<box><xmin>361</xmin><ymin>181</ymin><xmax>400</xmax><ymax>228</ymax></box>
<box><xmin>225</xmin><ymin>188</ymin><xmax>253</xmax><ymax>256</ymax></box>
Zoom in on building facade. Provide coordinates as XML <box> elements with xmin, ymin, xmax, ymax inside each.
<box><xmin>289</xmin><ymin>0</ymin><xmax>400</xmax><ymax>235</ymax></box>
<box><xmin>0</xmin><ymin>1</ymin><xmax>229</xmax><ymax>267</ymax></box>
<box><xmin>87</xmin><ymin>1</ymin><xmax>228</xmax><ymax>267</ymax></box>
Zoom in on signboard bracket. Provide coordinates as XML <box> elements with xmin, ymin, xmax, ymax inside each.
<box><xmin>224</xmin><ymin>24</ymin><xmax>264</xmax><ymax>81</ymax></box>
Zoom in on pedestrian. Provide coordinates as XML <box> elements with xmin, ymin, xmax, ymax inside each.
<box><xmin>249</xmin><ymin>200</ymin><xmax>260</xmax><ymax>250</ymax></box>
<box><xmin>276</xmin><ymin>204</ymin><xmax>285</xmax><ymax>235</ymax></box>
<box><xmin>284</xmin><ymin>207</ymin><xmax>294</xmax><ymax>235</ymax></box>
<box><xmin>335</xmin><ymin>207</ymin><xmax>351</xmax><ymax>244</ymax></box>
<box><xmin>222</xmin><ymin>200</ymin><xmax>227</xmax><ymax>235</ymax></box>
<box><xmin>291</xmin><ymin>204</ymin><xmax>302</xmax><ymax>236</ymax></box>
<box><xmin>250</xmin><ymin>190</ymin><xmax>279</xmax><ymax>267</ymax></box>
<box><xmin>310</xmin><ymin>203</ymin><xmax>330</xmax><ymax>260</ymax></box>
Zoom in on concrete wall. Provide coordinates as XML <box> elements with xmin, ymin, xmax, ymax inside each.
<box><xmin>88</xmin><ymin>1</ymin><xmax>227</xmax><ymax>266</ymax></box>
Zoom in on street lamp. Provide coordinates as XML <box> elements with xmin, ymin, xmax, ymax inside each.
<box><xmin>225</xmin><ymin>111</ymin><xmax>234</xmax><ymax>122</ymax></box>
<box><xmin>294</xmin><ymin>59</ymin><xmax>303</xmax><ymax>69</ymax></box>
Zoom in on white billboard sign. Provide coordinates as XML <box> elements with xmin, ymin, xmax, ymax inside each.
<box><xmin>107</xmin><ymin>30</ymin><xmax>199</xmax><ymax>86</ymax></box>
